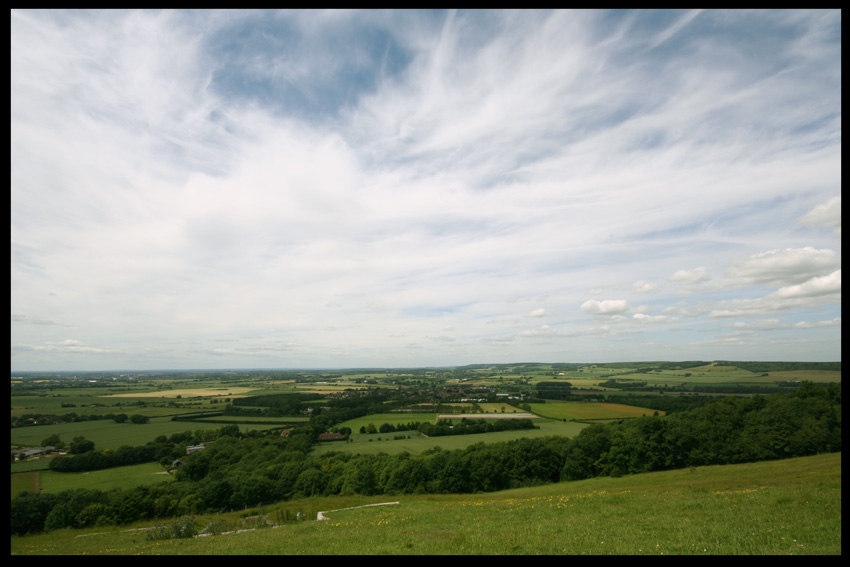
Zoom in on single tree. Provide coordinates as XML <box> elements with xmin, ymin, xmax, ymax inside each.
<box><xmin>41</xmin><ymin>434</ymin><xmax>61</xmax><ymax>447</ymax></box>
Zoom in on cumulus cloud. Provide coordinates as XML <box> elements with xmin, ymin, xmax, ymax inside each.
<box><xmin>793</xmin><ymin>317</ymin><xmax>841</xmax><ymax>328</ymax></box>
<box><xmin>708</xmin><ymin>270</ymin><xmax>841</xmax><ymax>319</ymax></box>
<box><xmin>721</xmin><ymin>247</ymin><xmax>839</xmax><ymax>288</ymax></box>
<box><xmin>769</xmin><ymin>269</ymin><xmax>841</xmax><ymax>300</ymax></box>
<box><xmin>580</xmin><ymin>299</ymin><xmax>631</xmax><ymax>315</ymax></box>
<box><xmin>801</xmin><ymin>196</ymin><xmax>841</xmax><ymax>236</ymax></box>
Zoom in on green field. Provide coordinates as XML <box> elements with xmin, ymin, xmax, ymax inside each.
<box><xmin>760</xmin><ymin>370</ymin><xmax>842</xmax><ymax>382</ymax></box>
<box><xmin>11</xmin><ymin>462</ymin><xmax>174</xmax><ymax>497</ymax></box>
<box><xmin>189</xmin><ymin>415</ymin><xmax>310</xmax><ymax>424</ymax></box>
<box><xmin>10</xmin><ymin>472</ymin><xmax>38</xmax><ymax>496</ymax></box>
<box><xmin>10</xmin><ymin>453</ymin><xmax>841</xmax><ymax>555</ymax></box>
<box><xmin>12</xmin><ymin>394</ymin><xmax>230</xmax><ymax>420</ymax></box>
<box><xmin>10</xmin><ymin>417</ymin><xmax>294</xmax><ymax>462</ymax></box>
<box><xmin>11</xmin><ymin>416</ymin><xmax>204</xmax><ymax>451</ymax></box>
<box><xmin>529</xmin><ymin>401</ymin><xmax>664</xmax><ymax>421</ymax></box>
<box><xmin>520</xmin><ymin>363</ymin><xmax>842</xmax><ymax>390</ymax></box>
<box><xmin>338</xmin><ymin>412</ymin><xmax>439</xmax><ymax>432</ymax></box>
<box><xmin>312</xmin><ymin>419</ymin><xmax>588</xmax><ymax>457</ymax></box>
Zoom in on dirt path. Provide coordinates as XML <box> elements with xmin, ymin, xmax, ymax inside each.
<box><xmin>317</xmin><ymin>501</ymin><xmax>399</xmax><ymax>521</ymax></box>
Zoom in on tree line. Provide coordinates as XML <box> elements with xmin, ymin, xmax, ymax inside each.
<box><xmin>43</xmin><ymin>424</ymin><xmax>243</xmax><ymax>473</ymax></box>
<box><xmin>11</xmin><ymin>409</ymin><xmax>148</xmax><ymax>428</ymax></box>
<box><xmin>418</xmin><ymin>417</ymin><xmax>537</xmax><ymax>437</ymax></box>
<box><xmin>11</xmin><ymin>382</ymin><xmax>840</xmax><ymax>535</ymax></box>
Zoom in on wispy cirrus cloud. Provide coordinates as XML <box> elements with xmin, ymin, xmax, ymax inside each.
<box><xmin>11</xmin><ymin>9</ymin><xmax>841</xmax><ymax>369</ymax></box>
<box><xmin>11</xmin><ymin>314</ymin><xmax>69</xmax><ymax>326</ymax></box>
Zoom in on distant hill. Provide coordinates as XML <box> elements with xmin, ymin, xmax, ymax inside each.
<box><xmin>715</xmin><ymin>361</ymin><xmax>841</xmax><ymax>373</ymax></box>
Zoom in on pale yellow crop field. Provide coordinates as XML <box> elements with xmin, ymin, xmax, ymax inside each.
<box><xmin>103</xmin><ymin>387</ymin><xmax>258</xmax><ymax>398</ymax></box>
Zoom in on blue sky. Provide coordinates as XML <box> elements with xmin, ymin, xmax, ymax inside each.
<box><xmin>11</xmin><ymin>9</ymin><xmax>841</xmax><ymax>371</ymax></box>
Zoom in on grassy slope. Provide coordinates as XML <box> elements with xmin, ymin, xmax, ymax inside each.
<box><xmin>11</xmin><ymin>452</ymin><xmax>841</xmax><ymax>555</ymax></box>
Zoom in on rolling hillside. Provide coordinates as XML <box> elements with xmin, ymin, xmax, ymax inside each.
<box><xmin>11</xmin><ymin>452</ymin><xmax>841</xmax><ymax>555</ymax></box>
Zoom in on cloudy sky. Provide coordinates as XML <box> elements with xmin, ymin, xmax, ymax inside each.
<box><xmin>11</xmin><ymin>9</ymin><xmax>841</xmax><ymax>371</ymax></box>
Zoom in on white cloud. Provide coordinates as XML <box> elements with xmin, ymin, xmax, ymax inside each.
<box><xmin>670</xmin><ymin>267</ymin><xmax>711</xmax><ymax>286</ymax></box>
<box><xmin>14</xmin><ymin>339</ymin><xmax>117</xmax><ymax>355</ymax></box>
<box><xmin>632</xmin><ymin>313</ymin><xmax>679</xmax><ymax>323</ymax></box>
<box><xmin>769</xmin><ymin>269</ymin><xmax>841</xmax><ymax>300</ymax></box>
<box><xmin>632</xmin><ymin>280</ymin><xmax>661</xmax><ymax>294</ymax></box>
<box><xmin>793</xmin><ymin>317</ymin><xmax>841</xmax><ymax>328</ymax></box>
<box><xmin>580</xmin><ymin>299</ymin><xmax>631</xmax><ymax>315</ymax></box>
<box><xmin>721</xmin><ymin>247</ymin><xmax>839</xmax><ymax>288</ymax></box>
<box><xmin>10</xmin><ymin>9</ymin><xmax>842</xmax><ymax>369</ymax></box>
<box><xmin>518</xmin><ymin>325</ymin><xmax>557</xmax><ymax>338</ymax></box>
<box><xmin>728</xmin><ymin>319</ymin><xmax>785</xmax><ymax>330</ymax></box>
<box><xmin>708</xmin><ymin>270</ymin><xmax>841</xmax><ymax>319</ymax></box>
<box><xmin>11</xmin><ymin>314</ymin><xmax>67</xmax><ymax>326</ymax></box>
<box><xmin>801</xmin><ymin>196</ymin><xmax>841</xmax><ymax>236</ymax></box>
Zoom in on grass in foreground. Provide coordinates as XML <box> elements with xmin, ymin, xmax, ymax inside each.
<box><xmin>11</xmin><ymin>452</ymin><xmax>840</xmax><ymax>555</ymax></box>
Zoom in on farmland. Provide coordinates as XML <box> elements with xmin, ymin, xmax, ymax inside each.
<box><xmin>312</xmin><ymin>418</ymin><xmax>589</xmax><ymax>457</ymax></box>
<box><xmin>104</xmin><ymin>387</ymin><xmax>257</xmax><ymax>398</ymax></box>
<box><xmin>10</xmin><ymin>360</ymin><xmax>840</xmax><ymax>554</ymax></box>
<box><xmin>528</xmin><ymin>400</ymin><xmax>663</xmax><ymax>421</ymax></box>
<box><xmin>11</xmin><ymin>361</ymin><xmax>838</xmax><ymax>463</ymax></box>
<box><xmin>12</xmin><ymin>462</ymin><xmax>173</xmax><ymax>497</ymax></box>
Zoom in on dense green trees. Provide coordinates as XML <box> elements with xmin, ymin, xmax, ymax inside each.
<box><xmin>41</xmin><ymin>433</ymin><xmax>62</xmax><ymax>448</ymax></box>
<box><xmin>68</xmin><ymin>436</ymin><xmax>95</xmax><ymax>454</ymax></box>
<box><xmin>47</xmin><ymin>424</ymin><xmax>249</xmax><ymax>474</ymax></box>
<box><xmin>418</xmin><ymin>417</ymin><xmax>536</xmax><ymax>437</ymax></box>
<box><xmin>560</xmin><ymin>382</ymin><xmax>841</xmax><ymax>480</ymax></box>
<box><xmin>10</xmin><ymin>491</ymin><xmax>61</xmax><ymax>534</ymax></box>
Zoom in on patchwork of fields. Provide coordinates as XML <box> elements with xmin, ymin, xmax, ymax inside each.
<box><xmin>10</xmin><ymin>362</ymin><xmax>840</xmax><ymax>507</ymax></box>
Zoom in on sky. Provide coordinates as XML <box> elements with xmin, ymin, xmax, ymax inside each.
<box><xmin>11</xmin><ymin>9</ymin><xmax>842</xmax><ymax>371</ymax></box>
